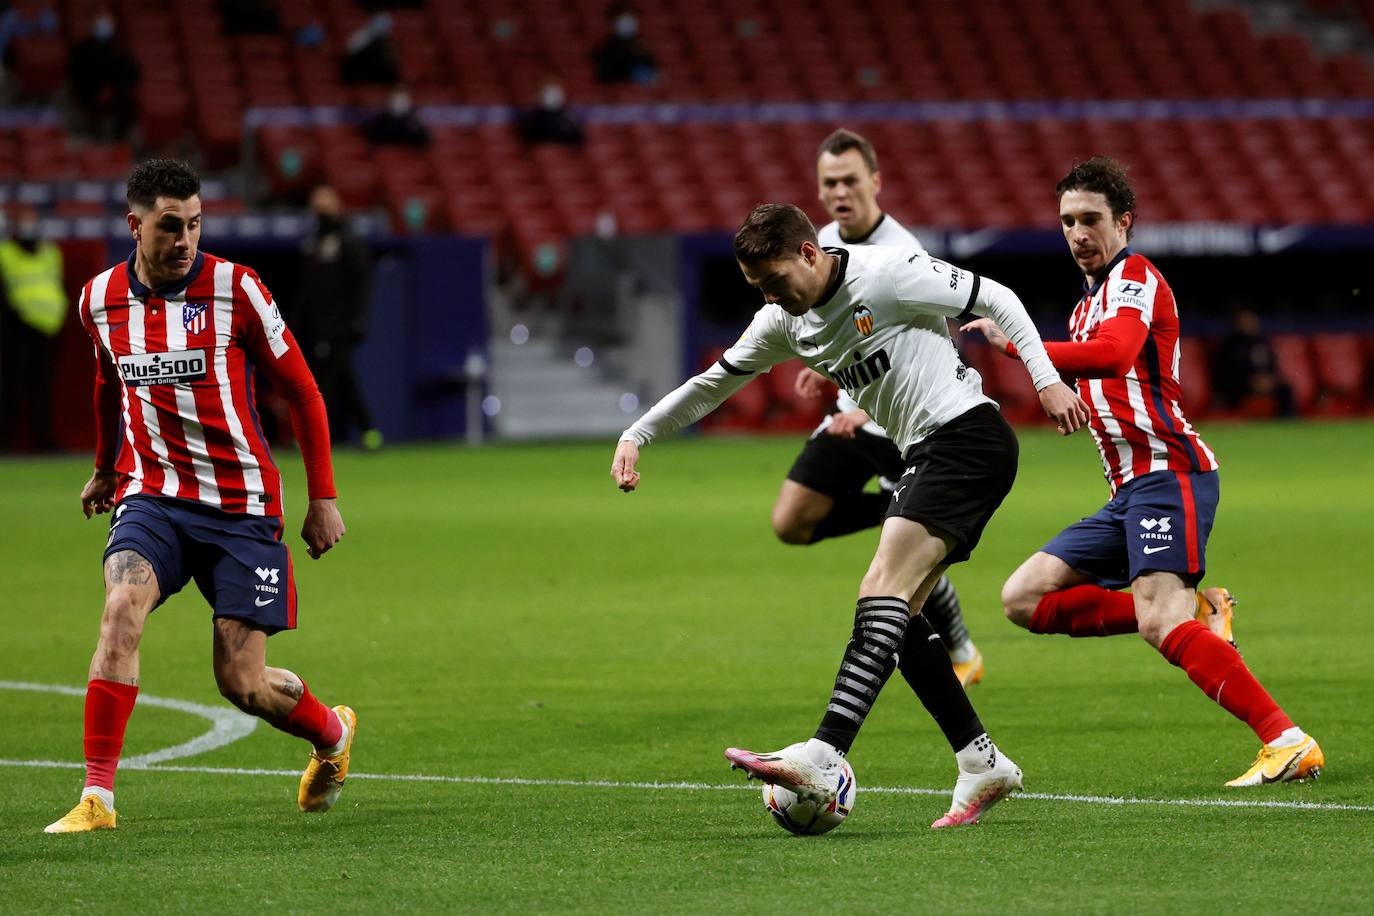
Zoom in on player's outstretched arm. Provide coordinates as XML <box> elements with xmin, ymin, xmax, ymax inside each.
<box><xmin>80</xmin><ymin>469</ymin><xmax>119</xmax><ymax>518</ymax></box>
<box><xmin>301</xmin><ymin>497</ymin><xmax>345</xmax><ymax>559</ymax></box>
<box><xmin>611</xmin><ymin>440</ymin><xmax>641</xmax><ymax>492</ymax></box>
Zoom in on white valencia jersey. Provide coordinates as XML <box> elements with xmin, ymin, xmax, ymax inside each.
<box><xmin>621</xmin><ymin>245</ymin><xmax>1060</xmax><ymax>454</ymax></box>
<box><xmin>816</xmin><ymin>214</ymin><xmax>925</xmax><ymax>434</ymax></box>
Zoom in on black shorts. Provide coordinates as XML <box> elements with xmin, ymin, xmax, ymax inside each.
<box><xmin>786</xmin><ymin>426</ymin><xmax>908</xmax><ymax>499</ymax></box>
<box><xmin>886</xmin><ymin>404</ymin><xmax>1019</xmax><ymax>565</ymax></box>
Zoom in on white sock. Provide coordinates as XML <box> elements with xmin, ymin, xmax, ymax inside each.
<box><xmin>1265</xmin><ymin>726</ymin><xmax>1307</xmax><ymax>749</ymax></box>
<box><xmin>955</xmin><ymin>733</ymin><xmax>997</xmax><ymax>774</ymax></box>
<box><xmin>948</xmin><ymin>640</ymin><xmax>977</xmax><ymax>664</ymax></box>
<box><xmin>81</xmin><ymin>786</ymin><xmax>115</xmax><ymax>810</ymax></box>
<box><xmin>804</xmin><ymin>738</ymin><xmax>843</xmax><ymax>765</ymax></box>
<box><xmin>319</xmin><ymin>712</ymin><xmax>348</xmax><ymax>757</ymax></box>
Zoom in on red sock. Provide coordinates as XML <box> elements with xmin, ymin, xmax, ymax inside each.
<box><xmin>276</xmin><ymin>680</ymin><xmax>343</xmax><ymax>751</ymax></box>
<box><xmin>1029</xmin><ymin>586</ymin><xmax>1139</xmax><ymax>637</ymax></box>
<box><xmin>84</xmin><ymin>679</ymin><xmax>139</xmax><ymax>791</ymax></box>
<box><xmin>1159</xmin><ymin>620</ymin><xmax>1293</xmax><ymax>743</ymax></box>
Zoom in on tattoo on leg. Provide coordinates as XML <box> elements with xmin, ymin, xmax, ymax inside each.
<box><xmin>279</xmin><ymin>676</ymin><xmax>304</xmax><ymax>701</ymax></box>
<box><xmin>105</xmin><ymin>551</ymin><xmax>153</xmax><ymax>586</ymax></box>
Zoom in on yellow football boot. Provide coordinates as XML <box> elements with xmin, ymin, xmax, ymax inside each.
<box><xmin>298</xmin><ymin>705</ymin><xmax>357</xmax><ymax>812</ymax></box>
<box><xmin>1196</xmin><ymin>587</ymin><xmax>1237</xmax><ymax>648</ymax></box>
<box><xmin>951</xmin><ymin>648</ymin><xmax>985</xmax><ymax>687</ymax></box>
<box><xmin>44</xmin><ymin>795</ymin><xmax>117</xmax><ymax>833</ymax></box>
<box><xmin>1225</xmin><ymin>736</ymin><xmax>1324</xmax><ymax>787</ymax></box>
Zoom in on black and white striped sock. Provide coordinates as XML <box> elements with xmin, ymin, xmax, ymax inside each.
<box><xmin>921</xmin><ymin>575</ymin><xmax>972</xmax><ymax>653</ymax></box>
<box><xmin>813</xmin><ymin>596</ymin><xmax>910</xmax><ymax>754</ymax></box>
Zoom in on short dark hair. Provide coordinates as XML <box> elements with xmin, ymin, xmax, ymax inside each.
<box><xmin>733</xmin><ymin>203</ymin><xmax>818</xmax><ymax>265</ymax></box>
<box><xmin>126</xmin><ymin>159</ymin><xmax>201</xmax><ymax>211</ymax></box>
<box><xmin>817</xmin><ymin>128</ymin><xmax>878</xmax><ymax>174</ymax></box>
<box><xmin>1056</xmin><ymin>156</ymin><xmax>1136</xmax><ymax>236</ymax></box>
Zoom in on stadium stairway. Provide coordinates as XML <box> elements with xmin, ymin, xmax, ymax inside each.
<box><xmin>486</xmin><ymin>336</ymin><xmax>635</xmax><ymax>439</ymax></box>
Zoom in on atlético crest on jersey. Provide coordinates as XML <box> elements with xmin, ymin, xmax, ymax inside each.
<box><xmin>853</xmin><ymin>304</ymin><xmax>874</xmax><ymax>336</ymax></box>
<box><xmin>182</xmin><ymin>302</ymin><xmax>210</xmax><ymax>335</ymax></box>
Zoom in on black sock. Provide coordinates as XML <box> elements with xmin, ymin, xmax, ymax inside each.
<box><xmin>814</xmin><ymin>596</ymin><xmax>910</xmax><ymax>754</ymax></box>
<box><xmin>921</xmin><ymin>575</ymin><xmax>970</xmax><ymax>649</ymax></box>
<box><xmin>810</xmin><ymin>492</ymin><xmax>889</xmax><ymax>543</ymax></box>
<box><xmin>897</xmin><ymin>614</ymin><xmax>986</xmax><ymax>752</ymax></box>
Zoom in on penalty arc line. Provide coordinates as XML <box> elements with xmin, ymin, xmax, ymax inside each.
<box><xmin>0</xmin><ymin>758</ymin><xmax>1369</xmax><ymax>814</ymax></box>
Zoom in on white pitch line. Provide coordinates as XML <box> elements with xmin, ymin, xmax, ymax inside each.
<box><xmin>1</xmin><ymin>758</ymin><xmax>1369</xmax><ymax>813</ymax></box>
<box><xmin>0</xmin><ymin>680</ymin><xmax>256</xmax><ymax>767</ymax></box>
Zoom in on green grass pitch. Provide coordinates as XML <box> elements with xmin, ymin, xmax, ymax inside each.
<box><xmin>2</xmin><ymin>420</ymin><xmax>1372</xmax><ymax>913</ymax></box>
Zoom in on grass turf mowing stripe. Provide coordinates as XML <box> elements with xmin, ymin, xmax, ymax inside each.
<box><xmin>3</xmin><ymin>758</ymin><xmax>1368</xmax><ymax>813</ymax></box>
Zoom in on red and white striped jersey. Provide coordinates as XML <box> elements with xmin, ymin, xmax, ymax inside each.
<box><xmin>1066</xmin><ymin>249</ymin><xmax>1218</xmax><ymax>492</ymax></box>
<box><xmin>79</xmin><ymin>250</ymin><xmax>335</xmax><ymax>517</ymax></box>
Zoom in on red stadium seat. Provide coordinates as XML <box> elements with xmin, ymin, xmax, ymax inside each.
<box><xmin>1310</xmin><ymin>333</ymin><xmax>1366</xmax><ymax>415</ymax></box>
<box><xmin>1270</xmin><ymin>334</ymin><xmax>1319</xmax><ymax>414</ymax></box>
<box><xmin>697</xmin><ymin>347</ymin><xmax>770</xmax><ymax>431</ymax></box>
<box><xmin>1177</xmin><ymin>337</ymin><xmax>1213</xmax><ymax>419</ymax></box>
<box><xmin>765</xmin><ymin>359</ymin><xmax>830</xmax><ymax>431</ymax></box>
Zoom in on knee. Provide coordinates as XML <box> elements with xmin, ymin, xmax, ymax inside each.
<box><xmin>1135</xmin><ymin>607</ymin><xmax>1184</xmax><ymax>648</ymax></box>
<box><xmin>1000</xmin><ymin>577</ymin><xmax>1039</xmax><ymax>629</ymax></box>
<box><xmin>770</xmin><ymin>506</ymin><xmax>813</xmax><ymax>545</ymax></box>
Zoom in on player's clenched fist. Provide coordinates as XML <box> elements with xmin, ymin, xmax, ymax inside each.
<box><xmin>1038</xmin><ymin>382</ymin><xmax>1091</xmax><ymax>435</ymax></box>
<box><xmin>611</xmin><ymin>440</ymin><xmax>641</xmax><ymax>492</ymax></box>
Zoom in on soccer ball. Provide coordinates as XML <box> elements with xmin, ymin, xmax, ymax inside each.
<box><xmin>761</xmin><ymin>752</ymin><xmax>857</xmax><ymax>836</ymax></box>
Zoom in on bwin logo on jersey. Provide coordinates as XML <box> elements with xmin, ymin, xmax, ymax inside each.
<box><xmin>827</xmin><ymin>349</ymin><xmax>892</xmax><ymax>392</ymax></box>
<box><xmin>183</xmin><ymin>301</ymin><xmax>210</xmax><ymax>335</ymax></box>
<box><xmin>852</xmin><ymin>304</ymin><xmax>874</xmax><ymax>336</ymax></box>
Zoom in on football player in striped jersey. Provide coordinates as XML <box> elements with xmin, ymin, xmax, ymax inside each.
<box><xmin>46</xmin><ymin>160</ymin><xmax>357</xmax><ymax>833</ymax></box>
<box><xmin>967</xmin><ymin>157</ymin><xmax>1322</xmax><ymax>787</ymax></box>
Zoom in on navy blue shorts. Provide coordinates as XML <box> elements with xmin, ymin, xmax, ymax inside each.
<box><xmin>104</xmin><ymin>494</ymin><xmax>297</xmax><ymax>633</ymax></box>
<box><xmin>1041</xmin><ymin>470</ymin><xmax>1219</xmax><ymax>590</ymax></box>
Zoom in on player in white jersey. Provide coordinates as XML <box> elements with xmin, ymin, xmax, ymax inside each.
<box><xmin>611</xmin><ymin>203</ymin><xmax>1089</xmax><ymax>827</ymax></box>
<box><xmin>773</xmin><ymin>128</ymin><xmax>985</xmax><ymax>687</ymax></box>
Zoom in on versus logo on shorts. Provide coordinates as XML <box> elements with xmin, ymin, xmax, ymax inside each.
<box><xmin>1139</xmin><ymin>517</ymin><xmax>1173</xmax><ymax>554</ymax></box>
<box><xmin>254</xmin><ymin>566</ymin><xmax>281</xmax><ymax>607</ymax></box>
<box><xmin>117</xmin><ymin>349</ymin><xmax>207</xmax><ymax>387</ymax></box>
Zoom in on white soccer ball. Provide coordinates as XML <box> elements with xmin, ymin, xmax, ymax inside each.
<box><xmin>761</xmin><ymin>752</ymin><xmax>857</xmax><ymax>836</ymax></box>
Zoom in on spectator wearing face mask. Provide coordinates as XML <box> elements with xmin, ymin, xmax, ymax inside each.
<box><xmin>293</xmin><ymin>187</ymin><xmax>382</xmax><ymax>450</ymax></box>
<box><xmin>0</xmin><ymin>206</ymin><xmax>66</xmax><ymax>450</ymax></box>
<box><xmin>592</xmin><ymin>2</ymin><xmax>657</xmax><ymax>85</ymax></box>
<box><xmin>361</xmin><ymin>87</ymin><xmax>430</xmax><ymax>147</ymax></box>
<box><xmin>66</xmin><ymin>9</ymin><xmax>139</xmax><ymax>140</ymax></box>
<box><xmin>516</xmin><ymin>80</ymin><xmax>584</xmax><ymax>146</ymax></box>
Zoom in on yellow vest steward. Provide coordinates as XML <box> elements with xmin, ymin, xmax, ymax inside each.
<box><xmin>0</xmin><ymin>239</ymin><xmax>66</xmax><ymax>337</ymax></box>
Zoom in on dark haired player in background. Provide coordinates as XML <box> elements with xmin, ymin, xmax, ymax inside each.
<box><xmin>46</xmin><ymin>159</ymin><xmax>357</xmax><ymax>832</ymax></box>
<box><xmin>967</xmin><ymin>156</ymin><xmax>1322</xmax><ymax>787</ymax></box>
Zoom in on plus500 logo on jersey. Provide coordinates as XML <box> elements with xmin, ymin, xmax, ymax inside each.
<box><xmin>117</xmin><ymin>349</ymin><xmax>208</xmax><ymax>386</ymax></box>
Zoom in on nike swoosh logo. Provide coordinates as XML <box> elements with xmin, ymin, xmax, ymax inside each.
<box><xmin>1142</xmin><ymin>545</ymin><xmax>1171</xmax><ymax>555</ymax></box>
<box><xmin>254</xmin><ymin>596</ymin><xmax>275</xmax><ymax>607</ymax></box>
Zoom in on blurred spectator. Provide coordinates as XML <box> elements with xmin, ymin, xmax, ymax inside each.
<box><xmin>592</xmin><ymin>2</ymin><xmax>657</xmax><ymax>85</ymax></box>
<box><xmin>0</xmin><ymin>205</ymin><xmax>65</xmax><ymax>450</ymax></box>
<box><xmin>294</xmin><ymin>187</ymin><xmax>382</xmax><ymax>449</ymax></box>
<box><xmin>1213</xmin><ymin>308</ymin><xmax>1295</xmax><ymax>416</ymax></box>
<box><xmin>218</xmin><ymin>0</ymin><xmax>280</xmax><ymax>35</ymax></box>
<box><xmin>361</xmin><ymin>87</ymin><xmax>430</xmax><ymax>146</ymax></box>
<box><xmin>341</xmin><ymin>13</ymin><xmax>399</xmax><ymax>86</ymax></box>
<box><xmin>516</xmin><ymin>80</ymin><xmax>584</xmax><ymax>146</ymax></box>
<box><xmin>0</xmin><ymin>0</ymin><xmax>59</xmax><ymax>86</ymax></box>
<box><xmin>295</xmin><ymin>17</ymin><xmax>326</xmax><ymax>49</ymax></box>
<box><xmin>66</xmin><ymin>9</ymin><xmax>138</xmax><ymax>140</ymax></box>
